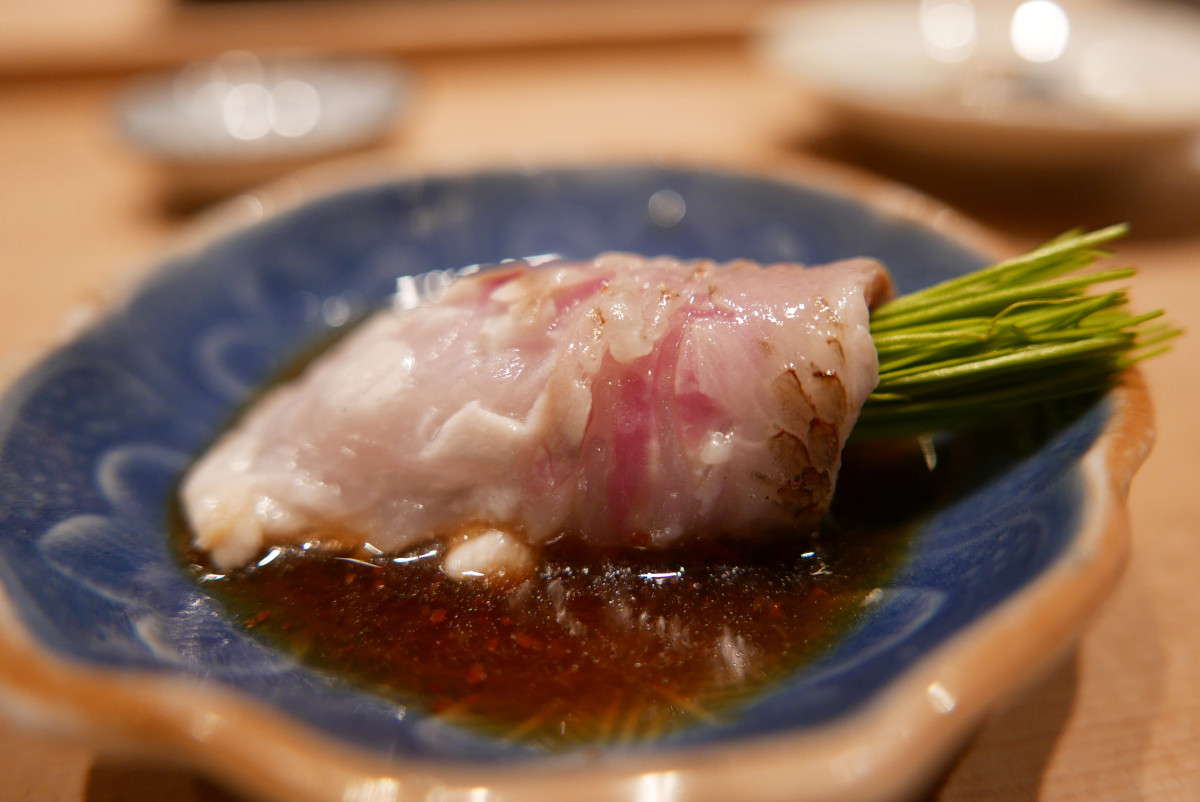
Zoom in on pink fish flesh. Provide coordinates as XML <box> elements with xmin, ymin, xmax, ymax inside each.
<box><xmin>181</xmin><ymin>253</ymin><xmax>893</xmax><ymax>573</ymax></box>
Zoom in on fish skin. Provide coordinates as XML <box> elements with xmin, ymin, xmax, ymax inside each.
<box><xmin>182</xmin><ymin>253</ymin><xmax>893</xmax><ymax>569</ymax></box>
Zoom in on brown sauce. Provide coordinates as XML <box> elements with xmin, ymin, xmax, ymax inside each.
<box><xmin>190</xmin><ymin>537</ymin><xmax>901</xmax><ymax>747</ymax></box>
<box><xmin>175</xmin><ymin>433</ymin><xmax>973</xmax><ymax>749</ymax></box>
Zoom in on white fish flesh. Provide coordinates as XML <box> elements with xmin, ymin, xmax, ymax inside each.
<box><xmin>181</xmin><ymin>253</ymin><xmax>893</xmax><ymax>574</ymax></box>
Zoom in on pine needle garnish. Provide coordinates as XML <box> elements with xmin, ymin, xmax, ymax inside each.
<box><xmin>852</xmin><ymin>224</ymin><xmax>1179</xmax><ymax>442</ymax></box>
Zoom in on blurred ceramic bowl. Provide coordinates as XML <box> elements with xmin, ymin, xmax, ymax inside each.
<box><xmin>118</xmin><ymin>52</ymin><xmax>411</xmax><ymax>199</ymax></box>
<box><xmin>758</xmin><ymin>0</ymin><xmax>1200</xmax><ymax>168</ymax></box>
<box><xmin>0</xmin><ymin>164</ymin><xmax>1152</xmax><ymax>802</ymax></box>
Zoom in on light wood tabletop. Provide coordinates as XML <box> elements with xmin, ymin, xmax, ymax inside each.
<box><xmin>1</xmin><ymin>6</ymin><xmax>1199</xmax><ymax>800</ymax></box>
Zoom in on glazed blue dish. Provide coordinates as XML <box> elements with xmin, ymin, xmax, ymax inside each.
<box><xmin>0</xmin><ymin>166</ymin><xmax>1148</xmax><ymax>802</ymax></box>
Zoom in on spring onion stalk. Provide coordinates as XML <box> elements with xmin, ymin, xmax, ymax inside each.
<box><xmin>852</xmin><ymin>224</ymin><xmax>1178</xmax><ymax>442</ymax></box>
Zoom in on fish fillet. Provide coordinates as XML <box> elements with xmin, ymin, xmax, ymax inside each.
<box><xmin>181</xmin><ymin>253</ymin><xmax>893</xmax><ymax>573</ymax></box>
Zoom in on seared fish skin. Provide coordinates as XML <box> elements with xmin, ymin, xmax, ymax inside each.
<box><xmin>182</xmin><ymin>253</ymin><xmax>892</xmax><ymax>571</ymax></box>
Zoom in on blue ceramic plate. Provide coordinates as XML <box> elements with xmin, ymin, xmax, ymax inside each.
<box><xmin>0</xmin><ymin>165</ymin><xmax>1151</xmax><ymax>802</ymax></box>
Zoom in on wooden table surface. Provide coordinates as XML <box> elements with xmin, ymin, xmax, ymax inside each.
<box><xmin>2</xmin><ymin>27</ymin><xmax>1199</xmax><ymax>802</ymax></box>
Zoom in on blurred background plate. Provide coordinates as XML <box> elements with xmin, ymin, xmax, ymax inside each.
<box><xmin>117</xmin><ymin>52</ymin><xmax>411</xmax><ymax>203</ymax></box>
<box><xmin>757</xmin><ymin>0</ymin><xmax>1200</xmax><ymax>169</ymax></box>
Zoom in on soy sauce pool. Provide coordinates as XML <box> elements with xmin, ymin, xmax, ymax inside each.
<box><xmin>178</xmin><ymin>414</ymin><xmax>1062</xmax><ymax>749</ymax></box>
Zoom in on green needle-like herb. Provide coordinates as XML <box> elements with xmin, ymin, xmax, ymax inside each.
<box><xmin>852</xmin><ymin>224</ymin><xmax>1179</xmax><ymax>442</ymax></box>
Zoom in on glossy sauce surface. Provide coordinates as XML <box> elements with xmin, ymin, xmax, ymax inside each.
<box><xmin>178</xmin><ymin>432</ymin><xmax>988</xmax><ymax>748</ymax></box>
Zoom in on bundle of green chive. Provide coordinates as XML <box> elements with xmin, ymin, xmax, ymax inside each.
<box><xmin>852</xmin><ymin>224</ymin><xmax>1179</xmax><ymax>442</ymax></box>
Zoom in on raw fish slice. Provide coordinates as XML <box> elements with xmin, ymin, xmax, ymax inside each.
<box><xmin>182</xmin><ymin>253</ymin><xmax>892</xmax><ymax>573</ymax></box>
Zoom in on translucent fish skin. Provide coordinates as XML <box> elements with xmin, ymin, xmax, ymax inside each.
<box><xmin>182</xmin><ymin>254</ymin><xmax>893</xmax><ymax>569</ymax></box>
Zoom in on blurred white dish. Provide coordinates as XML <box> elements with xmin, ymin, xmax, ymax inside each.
<box><xmin>758</xmin><ymin>0</ymin><xmax>1200</xmax><ymax>168</ymax></box>
<box><xmin>118</xmin><ymin>52</ymin><xmax>411</xmax><ymax>198</ymax></box>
